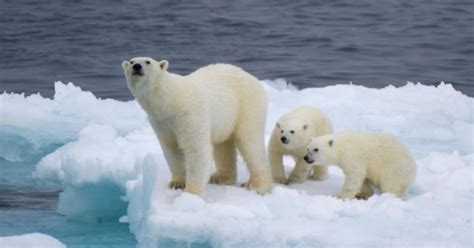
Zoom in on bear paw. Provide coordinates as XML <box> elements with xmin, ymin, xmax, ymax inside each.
<box><xmin>168</xmin><ymin>181</ymin><xmax>185</xmax><ymax>190</ymax></box>
<box><xmin>240</xmin><ymin>182</ymin><xmax>267</xmax><ymax>195</ymax></box>
<box><xmin>308</xmin><ymin>166</ymin><xmax>328</xmax><ymax>181</ymax></box>
<box><xmin>336</xmin><ymin>192</ymin><xmax>354</xmax><ymax>200</ymax></box>
<box><xmin>240</xmin><ymin>178</ymin><xmax>272</xmax><ymax>194</ymax></box>
<box><xmin>308</xmin><ymin>173</ymin><xmax>327</xmax><ymax>181</ymax></box>
<box><xmin>286</xmin><ymin>174</ymin><xmax>304</xmax><ymax>184</ymax></box>
<box><xmin>209</xmin><ymin>173</ymin><xmax>236</xmax><ymax>185</ymax></box>
<box><xmin>355</xmin><ymin>192</ymin><xmax>371</xmax><ymax>200</ymax></box>
<box><xmin>240</xmin><ymin>182</ymin><xmax>251</xmax><ymax>188</ymax></box>
<box><xmin>273</xmin><ymin>177</ymin><xmax>288</xmax><ymax>185</ymax></box>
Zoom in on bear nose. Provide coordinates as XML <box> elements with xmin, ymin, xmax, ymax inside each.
<box><xmin>304</xmin><ymin>155</ymin><xmax>314</xmax><ymax>164</ymax></box>
<box><xmin>280</xmin><ymin>136</ymin><xmax>288</xmax><ymax>144</ymax></box>
<box><xmin>133</xmin><ymin>63</ymin><xmax>142</xmax><ymax>71</ymax></box>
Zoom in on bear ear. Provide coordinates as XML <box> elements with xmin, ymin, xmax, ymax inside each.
<box><xmin>159</xmin><ymin>60</ymin><xmax>169</xmax><ymax>70</ymax></box>
<box><xmin>121</xmin><ymin>61</ymin><xmax>129</xmax><ymax>70</ymax></box>
<box><xmin>276</xmin><ymin>122</ymin><xmax>280</xmax><ymax>128</ymax></box>
<box><xmin>328</xmin><ymin>140</ymin><xmax>333</xmax><ymax>147</ymax></box>
<box><xmin>303</xmin><ymin>124</ymin><xmax>308</xmax><ymax>130</ymax></box>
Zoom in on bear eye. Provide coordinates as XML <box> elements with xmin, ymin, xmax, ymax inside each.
<box><xmin>290</xmin><ymin>130</ymin><xmax>295</xmax><ymax>134</ymax></box>
<box><xmin>280</xmin><ymin>130</ymin><xmax>284</xmax><ymax>133</ymax></box>
<box><xmin>313</xmin><ymin>148</ymin><xmax>319</xmax><ymax>152</ymax></box>
<box><xmin>130</xmin><ymin>61</ymin><xmax>134</xmax><ymax>64</ymax></box>
<box><xmin>145</xmin><ymin>60</ymin><xmax>150</xmax><ymax>65</ymax></box>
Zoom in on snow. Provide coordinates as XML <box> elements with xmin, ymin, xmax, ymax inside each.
<box><xmin>0</xmin><ymin>233</ymin><xmax>65</xmax><ymax>248</ymax></box>
<box><xmin>1</xmin><ymin>80</ymin><xmax>471</xmax><ymax>247</ymax></box>
<box><xmin>124</xmin><ymin>152</ymin><xmax>472</xmax><ymax>247</ymax></box>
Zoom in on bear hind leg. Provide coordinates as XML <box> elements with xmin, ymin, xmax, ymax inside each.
<box><xmin>210</xmin><ymin>138</ymin><xmax>237</xmax><ymax>185</ymax></box>
<box><xmin>380</xmin><ymin>181</ymin><xmax>407</xmax><ymax>198</ymax></box>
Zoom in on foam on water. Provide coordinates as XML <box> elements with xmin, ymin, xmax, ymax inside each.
<box><xmin>1</xmin><ymin>80</ymin><xmax>473</xmax><ymax>247</ymax></box>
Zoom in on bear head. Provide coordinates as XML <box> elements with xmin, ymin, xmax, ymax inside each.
<box><xmin>275</xmin><ymin>119</ymin><xmax>311</xmax><ymax>151</ymax></box>
<box><xmin>304</xmin><ymin>134</ymin><xmax>336</xmax><ymax>165</ymax></box>
<box><xmin>122</xmin><ymin>57</ymin><xmax>169</xmax><ymax>90</ymax></box>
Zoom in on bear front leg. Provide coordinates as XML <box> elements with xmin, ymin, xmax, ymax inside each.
<box><xmin>337</xmin><ymin>171</ymin><xmax>366</xmax><ymax>200</ymax></box>
<box><xmin>286</xmin><ymin>159</ymin><xmax>309</xmax><ymax>184</ymax></box>
<box><xmin>182</xmin><ymin>146</ymin><xmax>212</xmax><ymax>197</ymax></box>
<box><xmin>179</xmin><ymin>141</ymin><xmax>212</xmax><ymax>197</ymax></box>
<box><xmin>163</xmin><ymin>146</ymin><xmax>185</xmax><ymax>189</ymax></box>
<box><xmin>269</xmin><ymin>148</ymin><xmax>286</xmax><ymax>184</ymax></box>
<box><xmin>308</xmin><ymin>165</ymin><xmax>328</xmax><ymax>181</ymax></box>
<box><xmin>154</xmin><ymin>126</ymin><xmax>186</xmax><ymax>190</ymax></box>
<box><xmin>237</xmin><ymin>136</ymin><xmax>272</xmax><ymax>194</ymax></box>
<box><xmin>355</xmin><ymin>179</ymin><xmax>373</xmax><ymax>200</ymax></box>
<box><xmin>177</xmin><ymin>119</ymin><xmax>212</xmax><ymax>197</ymax></box>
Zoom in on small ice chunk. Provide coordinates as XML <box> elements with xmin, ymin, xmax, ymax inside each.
<box><xmin>0</xmin><ymin>233</ymin><xmax>65</xmax><ymax>248</ymax></box>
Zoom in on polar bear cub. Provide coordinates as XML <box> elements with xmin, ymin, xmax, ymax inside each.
<box><xmin>305</xmin><ymin>132</ymin><xmax>416</xmax><ymax>199</ymax></box>
<box><xmin>268</xmin><ymin>106</ymin><xmax>333</xmax><ymax>184</ymax></box>
<box><xmin>122</xmin><ymin>57</ymin><xmax>272</xmax><ymax>197</ymax></box>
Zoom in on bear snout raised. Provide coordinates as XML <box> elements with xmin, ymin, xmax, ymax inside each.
<box><xmin>280</xmin><ymin>136</ymin><xmax>289</xmax><ymax>144</ymax></box>
<box><xmin>304</xmin><ymin>153</ymin><xmax>314</xmax><ymax>164</ymax></box>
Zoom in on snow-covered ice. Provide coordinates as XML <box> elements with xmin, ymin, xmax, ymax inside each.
<box><xmin>1</xmin><ymin>80</ymin><xmax>472</xmax><ymax>247</ymax></box>
<box><xmin>0</xmin><ymin>233</ymin><xmax>66</xmax><ymax>248</ymax></box>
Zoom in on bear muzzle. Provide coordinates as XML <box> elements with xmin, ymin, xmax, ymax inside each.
<box><xmin>304</xmin><ymin>153</ymin><xmax>314</xmax><ymax>164</ymax></box>
<box><xmin>132</xmin><ymin>64</ymin><xmax>143</xmax><ymax>76</ymax></box>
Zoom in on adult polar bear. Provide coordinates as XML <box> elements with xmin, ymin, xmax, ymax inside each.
<box><xmin>122</xmin><ymin>57</ymin><xmax>272</xmax><ymax>197</ymax></box>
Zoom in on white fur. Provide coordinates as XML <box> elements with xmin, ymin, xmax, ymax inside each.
<box><xmin>122</xmin><ymin>57</ymin><xmax>272</xmax><ymax>197</ymax></box>
<box><xmin>268</xmin><ymin>106</ymin><xmax>333</xmax><ymax>184</ymax></box>
<box><xmin>306</xmin><ymin>132</ymin><xmax>416</xmax><ymax>199</ymax></box>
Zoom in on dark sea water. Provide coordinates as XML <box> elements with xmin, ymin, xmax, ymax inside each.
<box><xmin>1</xmin><ymin>0</ymin><xmax>473</xmax><ymax>99</ymax></box>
